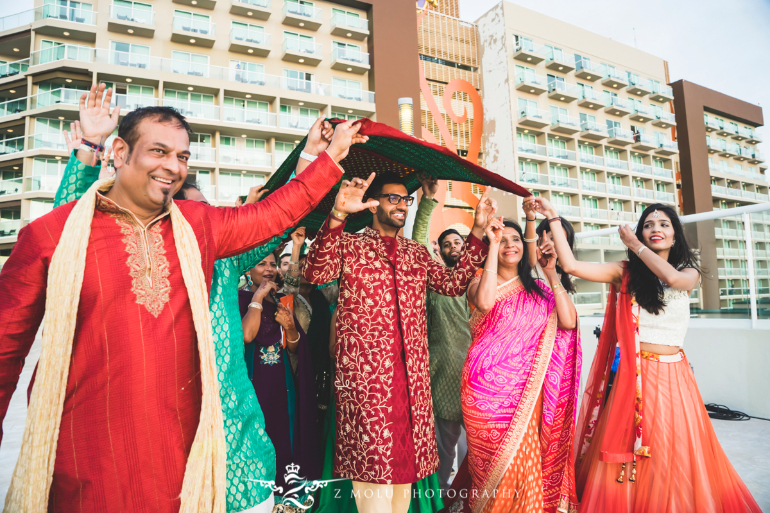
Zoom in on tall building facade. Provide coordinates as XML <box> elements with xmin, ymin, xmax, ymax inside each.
<box><xmin>671</xmin><ymin>80</ymin><xmax>767</xmax><ymax>310</ymax></box>
<box><xmin>476</xmin><ymin>2</ymin><xmax>683</xmax><ymax>313</ymax></box>
<box><xmin>0</xmin><ymin>0</ymin><xmax>423</xmax><ymax>262</ymax></box>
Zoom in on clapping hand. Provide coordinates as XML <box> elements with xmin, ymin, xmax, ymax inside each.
<box><xmin>418</xmin><ymin>171</ymin><xmax>439</xmax><ymax>200</ymax></box>
<box><xmin>333</xmin><ymin>172</ymin><xmax>379</xmax><ymax>215</ymax></box>
<box><xmin>78</xmin><ymin>83</ymin><xmax>120</xmax><ymax>145</ymax></box>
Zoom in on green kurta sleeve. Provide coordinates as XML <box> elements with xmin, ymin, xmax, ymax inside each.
<box><xmin>54</xmin><ymin>150</ymin><xmax>102</xmax><ymax>207</ymax></box>
<box><xmin>411</xmin><ymin>196</ymin><xmax>438</xmax><ymax>252</ymax></box>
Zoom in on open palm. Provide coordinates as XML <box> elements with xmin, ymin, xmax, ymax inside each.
<box><xmin>79</xmin><ymin>83</ymin><xmax>121</xmax><ymax>143</ymax></box>
<box><xmin>334</xmin><ymin>172</ymin><xmax>379</xmax><ymax>215</ymax></box>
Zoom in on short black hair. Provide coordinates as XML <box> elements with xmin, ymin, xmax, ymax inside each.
<box><xmin>172</xmin><ymin>181</ymin><xmax>200</xmax><ymax>201</ymax></box>
<box><xmin>118</xmin><ymin>106</ymin><xmax>192</xmax><ymax>163</ymax></box>
<box><xmin>438</xmin><ymin>228</ymin><xmax>462</xmax><ymax>248</ymax></box>
<box><xmin>280</xmin><ymin>253</ymin><xmax>291</xmax><ymax>261</ymax></box>
<box><xmin>364</xmin><ymin>172</ymin><xmax>407</xmax><ymax>200</ymax></box>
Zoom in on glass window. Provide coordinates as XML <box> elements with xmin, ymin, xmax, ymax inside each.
<box><xmin>174</xmin><ymin>9</ymin><xmax>212</xmax><ymax>34</ymax></box>
<box><xmin>582</xmin><ymin>197</ymin><xmax>598</xmax><ymax>209</ymax></box>
<box><xmin>606</xmin><ymin>148</ymin><xmax>620</xmax><ymax>160</ymax></box>
<box><xmin>333</xmin><ymin>77</ymin><xmax>362</xmax><ymax>100</ymax></box>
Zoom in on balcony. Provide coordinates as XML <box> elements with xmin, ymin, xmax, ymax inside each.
<box><xmin>0</xmin><ymin>219</ymin><xmax>21</xmax><ymax>240</ymax></box>
<box><xmin>230</xmin><ymin>0</ymin><xmax>271</xmax><ymax>20</ymax></box>
<box><xmin>280</xmin><ymin>113</ymin><xmax>315</xmax><ymax>131</ymax></box>
<box><xmin>608</xmin><ymin>210</ymin><xmax>635</xmax><ymax>222</ymax></box>
<box><xmin>718</xmin><ymin>268</ymin><xmax>748</xmax><ymax>278</ymax></box>
<box><xmin>556</xmin><ymin>204</ymin><xmax>581</xmax><ymax>218</ymax></box>
<box><xmin>190</xmin><ymin>146</ymin><xmax>216</xmax><ymax>163</ymax></box>
<box><xmin>331</xmin><ymin>83</ymin><xmax>374</xmax><ymax>103</ymax></box>
<box><xmin>581</xmin><ymin>180</ymin><xmax>605</xmax><ymax>193</ymax></box>
<box><xmin>545</xmin><ymin>52</ymin><xmax>575</xmax><ymax>73</ymax></box>
<box><xmin>30</xmin><ymin>43</ymin><xmax>93</xmax><ymax>67</ymax></box>
<box><xmin>26</xmin><ymin>175</ymin><xmax>62</xmax><ymax>193</ymax></box>
<box><xmin>282</xmin><ymin>1</ymin><xmax>322</xmax><ymax>31</ymax></box>
<box><xmin>607</xmin><ymin>127</ymin><xmax>634</xmax><ymax>146</ymax></box>
<box><xmin>607</xmin><ymin>183</ymin><xmax>631</xmax><ymax>196</ymax></box>
<box><xmin>0</xmin><ymin>9</ymin><xmax>34</xmax><ymax>33</ymax></box>
<box><xmin>655</xmin><ymin>139</ymin><xmax>679</xmax><ymax>156</ymax></box>
<box><xmin>632</xmin><ymin>133</ymin><xmax>657</xmax><ymax>151</ymax></box>
<box><xmin>163</xmin><ymin>99</ymin><xmax>220</xmax><ymax>121</ymax></box>
<box><xmin>630</xmin><ymin>104</ymin><xmax>655</xmax><ymax>123</ymax></box>
<box><xmin>579</xmin><ymin>121</ymin><xmax>608</xmax><ymax>141</ymax></box>
<box><xmin>716</xmin><ymin>123</ymin><xmax>736</xmax><ymax>137</ymax></box>
<box><xmin>583</xmin><ymin>208</ymin><xmax>609</xmax><ymax>220</ymax></box>
<box><xmin>0</xmin><ymin>98</ymin><xmax>27</xmax><ymax>119</ymax></box>
<box><xmin>0</xmin><ymin>136</ymin><xmax>24</xmax><ymax>157</ymax></box>
<box><xmin>220</xmin><ymin>148</ymin><xmax>272</xmax><ymax>168</ymax></box>
<box><xmin>223</xmin><ymin>108</ymin><xmax>277</xmax><ymax>127</ymax></box>
<box><xmin>604</xmin><ymin>96</ymin><xmax>631</xmax><ymax>117</ymax></box>
<box><xmin>515</xmin><ymin>71</ymin><xmax>548</xmax><ymax>95</ymax></box>
<box><xmin>633</xmin><ymin>187</ymin><xmax>655</xmax><ymax>200</ymax></box>
<box><xmin>513</xmin><ymin>41</ymin><xmax>545</xmax><ymax>64</ymax></box>
<box><xmin>549</xmin><ymin>174</ymin><xmax>578</xmax><ymax>189</ymax></box>
<box><xmin>35</xmin><ymin>4</ymin><xmax>97</xmax><ymax>42</ymax></box>
<box><xmin>0</xmin><ymin>59</ymin><xmax>30</xmax><ymax>81</ymax></box>
<box><xmin>517</xmin><ymin>107</ymin><xmax>550</xmax><ymax>129</ymax></box>
<box><xmin>726</xmin><ymin>187</ymin><xmax>742</xmax><ymax>198</ymax></box>
<box><xmin>577</xmin><ymin>89</ymin><xmax>604</xmax><ymax>110</ymax></box>
<box><xmin>108</xmin><ymin>4</ymin><xmax>155</xmax><ymax>38</ymax></box>
<box><xmin>547</xmin><ymin>81</ymin><xmax>579</xmax><ymax>103</ymax></box>
<box><xmin>578</xmin><ymin>152</ymin><xmax>604</xmax><ymax>168</ymax></box>
<box><xmin>517</xmin><ymin>142</ymin><xmax>548</xmax><ymax>163</ymax></box>
<box><xmin>720</xmin><ymin>287</ymin><xmax>750</xmax><ymax>297</ymax></box>
<box><xmin>519</xmin><ymin>172</ymin><xmax>549</xmax><ymax>187</ymax></box>
<box><xmin>705</xmin><ymin>117</ymin><xmax>721</xmax><ymax>133</ymax></box>
<box><xmin>331</xmin><ymin>12</ymin><xmax>369</xmax><ymax>41</ymax></box>
<box><xmin>174</xmin><ymin>0</ymin><xmax>217</xmax><ymax>9</ymax></box>
<box><xmin>741</xmin><ymin>189</ymin><xmax>756</xmax><ymax>200</ymax></box>
<box><xmin>601</xmin><ymin>68</ymin><xmax>628</xmax><ymax>89</ymax></box>
<box><xmin>630</xmin><ymin>162</ymin><xmax>652</xmax><ymax>176</ymax></box>
<box><xmin>111</xmin><ymin>93</ymin><xmax>158</xmax><ymax>111</ymax></box>
<box><xmin>653</xmin><ymin>167</ymin><xmax>674</xmax><ymax>180</ymax></box>
<box><xmin>282</xmin><ymin>38</ymin><xmax>323</xmax><ymax>66</ymax></box>
<box><xmin>749</xmin><ymin>151</ymin><xmax>765</xmax><ymax>165</ymax></box>
<box><xmin>573</xmin><ymin>292</ymin><xmax>603</xmax><ymax>305</ymax></box>
<box><xmin>606</xmin><ymin>158</ymin><xmax>629</xmax><ymax>171</ymax></box>
<box><xmin>649</xmin><ymin>84</ymin><xmax>674</xmax><ymax>103</ymax></box>
<box><xmin>652</xmin><ymin>110</ymin><xmax>676</xmax><ymax>128</ymax></box>
<box><xmin>550</xmin><ymin>113</ymin><xmax>581</xmax><ymax>134</ymax></box>
<box><xmin>547</xmin><ymin>146</ymin><xmax>576</xmax><ymax>162</ymax></box>
<box><xmin>28</xmin><ymin>133</ymin><xmax>67</xmax><ymax>152</ymax></box>
<box><xmin>745</xmin><ymin>130</ymin><xmax>762</xmax><ymax>145</ymax></box>
<box><xmin>574</xmin><ymin>58</ymin><xmax>602</xmax><ymax>81</ymax></box>
<box><xmin>29</xmin><ymin>87</ymin><xmax>84</xmax><ymax>111</ymax></box>
<box><xmin>716</xmin><ymin>247</ymin><xmax>745</xmax><ymax>258</ymax></box>
<box><xmin>626</xmin><ymin>77</ymin><xmax>652</xmax><ymax>97</ymax></box>
<box><xmin>171</xmin><ymin>16</ymin><xmax>216</xmax><ymax>48</ymax></box>
<box><xmin>0</xmin><ymin>178</ymin><xmax>23</xmax><ymax>197</ymax></box>
<box><xmin>229</xmin><ymin>28</ymin><xmax>271</xmax><ymax>56</ymax></box>
<box><xmin>104</xmin><ymin>49</ymin><xmax>151</xmax><ymax>70</ymax></box>
<box><xmin>707</xmin><ymin>138</ymin><xmax>726</xmax><ymax>153</ymax></box>
<box><xmin>331</xmin><ymin>47</ymin><xmax>370</xmax><ymax>74</ymax></box>
<box><xmin>732</xmin><ymin>126</ymin><xmax>751</xmax><ymax>142</ymax></box>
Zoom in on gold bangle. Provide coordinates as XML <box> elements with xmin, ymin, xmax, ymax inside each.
<box><xmin>551</xmin><ymin>281</ymin><xmax>563</xmax><ymax>290</ymax></box>
<box><xmin>483</xmin><ymin>268</ymin><xmax>497</xmax><ymax>274</ymax></box>
<box><xmin>286</xmin><ymin>332</ymin><xmax>300</xmax><ymax>344</ymax></box>
<box><xmin>330</xmin><ymin>207</ymin><xmax>348</xmax><ymax>220</ymax></box>
<box><xmin>556</xmin><ymin>290</ymin><xmax>568</xmax><ymax>297</ymax></box>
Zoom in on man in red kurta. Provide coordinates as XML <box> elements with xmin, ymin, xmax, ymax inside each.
<box><xmin>0</xmin><ymin>86</ymin><xmax>362</xmax><ymax>512</ymax></box>
<box><xmin>302</xmin><ymin>172</ymin><xmax>496</xmax><ymax>513</ymax></box>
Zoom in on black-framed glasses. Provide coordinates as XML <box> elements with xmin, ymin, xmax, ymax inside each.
<box><xmin>374</xmin><ymin>194</ymin><xmax>414</xmax><ymax>206</ymax></box>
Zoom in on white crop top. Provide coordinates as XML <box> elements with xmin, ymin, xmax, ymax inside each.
<box><xmin>637</xmin><ymin>287</ymin><xmax>691</xmax><ymax>347</ymax></box>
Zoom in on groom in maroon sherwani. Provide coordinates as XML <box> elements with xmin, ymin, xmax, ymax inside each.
<box><xmin>303</xmin><ymin>172</ymin><xmax>496</xmax><ymax>513</ymax></box>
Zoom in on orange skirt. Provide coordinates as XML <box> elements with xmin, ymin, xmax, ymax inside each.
<box><xmin>576</xmin><ymin>352</ymin><xmax>761</xmax><ymax>513</ymax></box>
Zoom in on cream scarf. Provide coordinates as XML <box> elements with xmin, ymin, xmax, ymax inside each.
<box><xmin>4</xmin><ymin>179</ymin><xmax>226</xmax><ymax>513</ymax></box>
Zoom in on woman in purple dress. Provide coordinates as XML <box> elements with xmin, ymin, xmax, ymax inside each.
<box><xmin>239</xmin><ymin>251</ymin><xmax>321</xmax><ymax>504</ymax></box>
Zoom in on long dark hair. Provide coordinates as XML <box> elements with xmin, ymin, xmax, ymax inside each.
<box><xmin>627</xmin><ymin>203</ymin><xmax>701</xmax><ymax>314</ymax></box>
<box><xmin>498</xmin><ymin>220</ymin><xmax>545</xmax><ymax>299</ymax></box>
<box><xmin>536</xmin><ymin>218</ymin><xmax>576</xmax><ymax>294</ymax></box>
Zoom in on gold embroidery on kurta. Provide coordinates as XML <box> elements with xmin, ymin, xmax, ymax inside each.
<box><xmin>112</xmin><ymin>214</ymin><xmax>171</xmax><ymax>317</ymax></box>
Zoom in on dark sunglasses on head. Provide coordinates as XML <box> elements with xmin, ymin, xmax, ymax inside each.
<box><xmin>374</xmin><ymin>194</ymin><xmax>414</xmax><ymax>206</ymax></box>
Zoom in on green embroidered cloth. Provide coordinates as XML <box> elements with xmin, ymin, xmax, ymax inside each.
<box><xmin>55</xmin><ymin>152</ymin><xmax>279</xmax><ymax>511</ymax></box>
<box><xmin>411</xmin><ymin>197</ymin><xmax>472</xmax><ymax>423</ymax></box>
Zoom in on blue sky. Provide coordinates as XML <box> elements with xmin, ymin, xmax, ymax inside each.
<box><xmin>459</xmin><ymin>0</ymin><xmax>770</xmax><ymax>141</ymax></box>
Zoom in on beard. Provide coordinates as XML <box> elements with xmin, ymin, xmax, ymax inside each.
<box><xmin>376</xmin><ymin>207</ymin><xmax>406</xmax><ymax>228</ymax></box>
<box><xmin>441</xmin><ymin>252</ymin><xmax>459</xmax><ymax>267</ymax></box>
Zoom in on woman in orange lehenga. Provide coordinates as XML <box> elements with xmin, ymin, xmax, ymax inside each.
<box><xmin>441</xmin><ymin>219</ymin><xmax>581</xmax><ymax>513</ymax></box>
<box><xmin>528</xmin><ymin>197</ymin><xmax>761</xmax><ymax>513</ymax></box>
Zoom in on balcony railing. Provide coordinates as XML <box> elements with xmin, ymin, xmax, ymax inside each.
<box><xmin>655</xmin><ymin>190</ymin><xmax>675</xmax><ymax>202</ymax></box>
<box><xmin>514</xmin><ymin>40</ymin><xmax>544</xmax><ymax>54</ymax></box>
<box><xmin>656</xmin><ymin>111</ymin><xmax>676</xmax><ymax>123</ymax></box>
<box><xmin>231</xmin><ymin>27</ymin><xmax>270</xmax><ymax>46</ymax></box>
<box><xmin>190</xmin><ymin>146</ymin><xmax>216</xmax><ymax>162</ymax></box>
<box><xmin>283</xmin><ymin>38</ymin><xmax>323</xmax><ymax>57</ymax></box>
<box><xmin>583</xmin><ymin>208</ymin><xmax>609</xmax><ymax>220</ymax></box>
<box><xmin>711</xmin><ymin>184</ymin><xmax>727</xmax><ymax>196</ymax></box>
<box><xmin>0</xmin><ymin>8</ymin><xmax>34</xmax><ymax>32</ymax></box>
<box><xmin>579</xmin><ymin>88</ymin><xmax>603</xmax><ymax>103</ymax></box>
<box><xmin>280</xmin><ymin>114</ymin><xmax>315</xmax><ymax>131</ymax></box>
<box><xmin>515</xmin><ymin>71</ymin><xmax>547</xmax><ymax>87</ymax></box>
<box><xmin>741</xmin><ymin>190</ymin><xmax>756</xmax><ymax>200</ymax></box>
<box><xmin>556</xmin><ymin>204</ymin><xmax>580</xmax><ymax>217</ymax></box>
<box><xmin>0</xmin><ymin>98</ymin><xmax>26</xmax><ymax>118</ymax></box>
<box><xmin>609</xmin><ymin>210</ymin><xmax>635</xmax><ymax>222</ymax></box>
<box><xmin>331</xmin><ymin>12</ymin><xmax>367</xmax><ymax>30</ymax></box>
<box><xmin>651</xmin><ymin>83</ymin><xmax>673</xmax><ymax>97</ymax></box>
<box><xmin>658</xmin><ymin>139</ymin><xmax>678</xmax><ymax>152</ymax></box>
<box><xmin>172</xmin><ymin>16</ymin><xmax>215</xmax><ymax>36</ymax></box>
<box><xmin>0</xmin><ymin>178</ymin><xmax>23</xmax><ymax>196</ymax></box>
<box><xmin>223</xmin><ymin>107</ymin><xmax>277</xmax><ymax>126</ymax></box>
<box><xmin>575</xmin><ymin>58</ymin><xmax>602</xmax><ymax>76</ymax></box>
<box><xmin>111</xmin><ymin>93</ymin><xmax>158</xmax><ymax>111</ymax></box>
<box><xmin>548</xmin><ymin>81</ymin><xmax>578</xmax><ymax>97</ymax></box>
<box><xmin>519</xmin><ymin>106</ymin><xmax>550</xmax><ymax>122</ymax></box>
<box><xmin>653</xmin><ymin>167</ymin><xmax>674</xmax><ymax>179</ymax></box>
<box><xmin>547</xmin><ymin>146</ymin><xmax>576</xmax><ymax>162</ymax></box>
<box><xmin>608</xmin><ymin>127</ymin><xmax>633</xmax><ymax>139</ymax></box>
<box><xmin>164</xmin><ymin>99</ymin><xmax>219</xmax><ymax>120</ymax></box>
<box><xmin>0</xmin><ymin>58</ymin><xmax>30</xmax><ymax>80</ymax></box>
<box><xmin>39</xmin><ymin>4</ymin><xmax>96</xmax><ymax>25</ymax></box>
<box><xmin>608</xmin><ymin>183</ymin><xmax>630</xmax><ymax>196</ymax></box>
<box><xmin>717</xmin><ymin>247</ymin><xmax>745</xmax><ymax>258</ymax></box>
<box><xmin>738</xmin><ymin>126</ymin><xmax>755</xmax><ymax>139</ymax></box>
<box><xmin>332</xmin><ymin>46</ymin><xmax>369</xmax><ymax>65</ymax></box>
<box><xmin>573</xmin><ymin>292</ymin><xmax>603</xmax><ymax>305</ymax></box>
<box><xmin>0</xmin><ymin>219</ymin><xmax>21</xmax><ymax>238</ymax></box>
<box><xmin>719</xmin><ymin>268</ymin><xmax>748</xmax><ymax>278</ymax></box>
<box><xmin>235</xmin><ymin>0</ymin><xmax>270</xmax><ymax>7</ymax></box>
<box><xmin>605</xmin><ymin>95</ymin><xmax>629</xmax><ymax>110</ymax></box>
<box><xmin>580</xmin><ymin>121</ymin><xmax>607</xmax><ymax>135</ymax></box>
<box><xmin>578</xmin><ymin>153</ymin><xmax>604</xmax><ymax>167</ymax></box>
<box><xmin>549</xmin><ymin>175</ymin><xmax>578</xmax><ymax>189</ymax></box>
<box><xmin>519</xmin><ymin>172</ymin><xmax>548</xmax><ymax>186</ymax></box>
<box><xmin>606</xmin><ymin>158</ymin><xmax>628</xmax><ymax>171</ymax></box>
<box><xmin>551</xmin><ymin>112</ymin><xmax>580</xmax><ymax>129</ymax></box>
<box><xmin>630</xmin><ymin>162</ymin><xmax>652</xmax><ymax>175</ymax></box>
<box><xmin>628</xmin><ymin>75</ymin><xmax>652</xmax><ymax>90</ymax></box>
<box><xmin>283</xmin><ymin>1</ymin><xmax>322</xmax><ymax>20</ymax></box>
<box><xmin>220</xmin><ymin>148</ymin><xmax>272</xmax><ymax>167</ymax></box>
<box><xmin>720</xmin><ymin>287</ymin><xmax>750</xmax><ymax>297</ymax></box>
<box><xmin>517</xmin><ymin>142</ymin><xmax>547</xmax><ymax>158</ymax></box>
<box><xmin>30</xmin><ymin>43</ymin><xmax>93</xmax><ymax>66</ymax></box>
<box><xmin>581</xmin><ymin>180</ymin><xmax>605</xmax><ymax>193</ymax></box>
<box><xmin>632</xmin><ymin>103</ymin><xmax>653</xmax><ymax>117</ymax></box>
<box><xmin>707</xmin><ymin>138</ymin><xmax>726</xmax><ymax>151</ymax></box>
<box><xmin>0</xmin><ymin>136</ymin><xmax>24</xmax><ymax>155</ymax></box>
<box><xmin>26</xmin><ymin>174</ymin><xmax>62</xmax><ymax>192</ymax></box>
<box><xmin>633</xmin><ymin>187</ymin><xmax>655</xmax><ymax>199</ymax></box>
<box><xmin>30</xmin><ymin>87</ymin><xmax>85</xmax><ymax>109</ymax></box>
<box><xmin>110</xmin><ymin>4</ymin><xmax>154</xmax><ymax>25</ymax></box>
<box><xmin>602</xmin><ymin>67</ymin><xmax>628</xmax><ymax>84</ymax></box>
<box><xmin>29</xmin><ymin>133</ymin><xmax>67</xmax><ymax>151</ymax></box>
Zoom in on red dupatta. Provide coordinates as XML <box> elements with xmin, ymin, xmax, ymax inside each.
<box><xmin>574</xmin><ymin>264</ymin><xmax>650</xmax><ymax>469</ymax></box>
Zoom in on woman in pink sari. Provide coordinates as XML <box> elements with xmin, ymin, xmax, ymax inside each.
<box><xmin>441</xmin><ymin>220</ymin><xmax>581</xmax><ymax>513</ymax></box>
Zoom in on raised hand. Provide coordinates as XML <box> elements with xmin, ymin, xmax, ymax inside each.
<box><xmin>326</xmin><ymin>119</ymin><xmax>369</xmax><ymax>163</ymax></box>
<box><xmin>253</xmin><ymin>280</ymin><xmax>277</xmax><ymax>302</ymax></box>
<box><xmin>63</xmin><ymin>120</ymin><xmax>83</xmax><ymax>153</ymax></box>
<box><xmin>333</xmin><ymin>171</ymin><xmax>379</xmax><ymax>215</ymax></box>
<box><xmin>99</xmin><ymin>147</ymin><xmax>115</xmax><ymax>180</ymax></box>
<box><xmin>484</xmin><ymin>216</ymin><xmax>505</xmax><ymax>245</ymax></box>
<box><xmin>527</xmin><ymin>196</ymin><xmax>558</xmax><ymax>219</ymax></box>
<box><xmin>522</xmin><ymin>195</ymin><xmax>538</xmax><ymax>220</ymax></box>
<box><xmin>304</xmin><ymin>118</ymin><xmax>334</xmax><ymax>158</ymax></box>
<box><xmin>418</xmin><ymin>171</ymin><xmax>439</xmax><ymax>200</ymax></box>
<box><xmin>244</xmin><ymin>185</ymin><xmax>269</xmax><ymax>205</ymax></box>
<box><xmin>538</xmin><ymin>239</ymin><xmax>557</xmax><ymax>270</ymax></box>
<box><xmin>618</xmin><ymin>224</ymin><xmax>643</xmax><ymax>252</ymax></box>
<box><xmin>290</xmin><ymin>226</ymin><xmax>306</xmax><ymax>246</ymax></box>
<box><xmin>78</xmin><ymin>83</ymin><xmax>120</xmax><ymax>145</ymax></box>
<box><xmin>473</xmin><ymin>187</ymin><xmax>497</xmax><ymax>231</ymax></box>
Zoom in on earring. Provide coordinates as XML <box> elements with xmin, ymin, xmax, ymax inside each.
<box><xmin>671</xmin><ymin>239</ymin><xmax>676</xmax><ymax>247</ymax></box>
<box><xmin>246</xmin><ymin>274</ymin><xmax>254</xmax><ymax>287</ymax></box>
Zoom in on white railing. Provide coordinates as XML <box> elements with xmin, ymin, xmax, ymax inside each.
<box><xmin>579</xmin><ymin>153</ymin><xmax>604</xmax><ymax>167</ymax></box>
<box><xmin>332</xmin><ymin>47</ymin><xmax>369</xmax><ymax>65</ymax></box>
<box><xmin>283</xmin><ymin>38</ymin><xmax>323</xmax><ymax>57</ymax></box>
<box><xmin>110</xmin><ymin>4</ymin><xmax>154</xmax><ymax>25</ymax></box>
<box><xmin>164</xmin><ymin>99</ymin><xmax>219</xmax><ymax>120</ymax></box>
<box><xmin>0</xmin><ymin>219</ymin><xmax>21</xmax><ymax>238</ymax></box>
<box><xmin>111</xmin><ymin>93</ymin><xmax>158</xmax><ymax>111</ymax></box>
<box><xmin>0</xmin><ymin>97</ymin><xmax>27</xmax><ymax>118</ymax></box>
<box><xmin>707</xmin><ymin>138</ymin><xmax>726</xmax><ymax>151</ymax></box>
<box><xmin>0</xmin><ymin>8</ymin><xmax>34</xmax><ymax>32</ymax></box>
<box><xmin>199</xmin><ymin>183</ymin><xmax>216</xmax><ymax>199</ymax></box>
<box><xmin>712</xmin><ymin>184</ymin><xmax>727</xmax><ymax>196</ymax></box>
<box><xmin>628</xmin><ymin>76</ymin><xmax>652</xmax><ymax>90</ymax></box>
<box><xmin>518</xmin><ymin>106</ymin><xmax>550</xmax><ymax>123</ymax></box>
<box><xmin>602</xmin><ymin>67</ymin><xmax>628</xmax><ymax>84</ymax></box>
<box><xmin>572</xmin><ymin>292</ymin><xmax>603</xmax><ymax>305</ymax></box>
<box><xmin>222</xmin><ymin>108</ymin><xmax>277</xmax><ymax>127</ymax></box>
<box><xmin>583</xmin><ymin>208</ymin><xmax>609</xmax><ymax>220</ymax></box>
<box><xmin>231</xmin><ymin>27</ymin><xmax>270</xmax><ymax>46</ymax></box>
<box><xmin>172</xmin><ymin>16</ymin><xmax>215</xmax><ymax>36</ymax></box>
<box><xmin>581</xmin><ymin>180</ymin><xmax>605</xmax><ymax>193</ymax></box>
<box><xmin>190</xmin><ymin>146</ymin><xmax>216</xmax><ymax>162</ymax></box>
<box><xmin>575</xmin><ymin>58</ymin><xmax>602</xmax><ymax>75</ymax></box>
<box><xmin>719</xmin><ymin>267</ymin><xmax>748</xmax><ymax>278</ymax></box>
<box><xmin>608</xmin><ymin>127</ymin><xmax>633</xmax><ymax>139</ymax></box>
<box><xmin>280</xmin><ymin>114</ymin><xmax>315</xmax><ymax>131</ymax></box>
<box><xmin>633</xmin><ymin>187</ymin><xmax>655</xmax><ymax>199</ymax></box>
<box><xmin>741</xmin><ymin>190</ymin><xmax>756</xmax><ymax>200</ymax></box>
<box><xmin>220</xmin><ymin>148</ymin><xmax>272</xmax><ymax>167</ymax></box>
<box><xmin>332</xmin><ymin>12</ymin><xmax>367</xmax><ymax>30</ymax></box>
<box><xmin>515</xmin><ymin>71</ymin><xmax>547</xmax><ymax>87</ymax></box>
<box><xmin>608</xmin><ymin>210</ymin><xmax>635</xmax><ymax>222</ymax></box>
<box><xmin>0</xmin><ymin>178</ymin><xmax>23</xmax><ymax>196</ymax></box>
<box><xmin>26</xmin><ymin>175</ymin><xmax>61</xmax><ymax>192</ymax></box>
<box><xmin>556</xmin><ymin>204</ymin><xmax>581</xmax><ymax>217</ymax></box>
<box><xmin>39</xmin><ymin>4</ymin><xmax>96</xmax><ymax>25</ymax></box>
<box><xmin>652</xmin><ymin>83</ymin><xmax>673</xmax><ymax>97</ymax></box>
<box><xmin>658</xmin><ymin>139</ymin><xmax>678</xmax><ymax>152</ymax></box>
<box><xmin>283</xmin><ymin>1</ymin><xmax>322</xmax><ymax>20</ymax></box>
<box><xmin>717</xmin><ymin>247</ymin><xmax>745</xmax><ymax>258</ymax></box>
<box><xmin>547</xmin><ymin>146</ymin><xmax>576</xmax><ymax>162</ymax></box>
<box><xmin>519</xmin><ymin>172</ymin><xmax>549</xmax><ymax>186</ymax></box>
<box><xmin>514</xmin><ymin>40</ymin><xmax>544</xmax><ymax>54</ymax></box>
<box><xmin>549</xmin><ymin>175</ymin><xmax>578</xmax><ymax>189</ymax></box>
<box><xmin>579</xmin><ymin>88</ymin><xmax>603</xmax><ymax>103</ymax></box>
<box><xmin>30</xmin><ymin>87</ymin><xmax>84</xmax><ymax>109</ymax></box>
<box><xmin>606</xmin><ymin>158</ymin><xmax>628</xmax><ymax>171</ymax></box>
<box><xmin>551</xmin><ymin>112</ymin><xmax>580</xmax><ymax>129</ymax></box>
<box><xmin>546</xmin><ymin>51</ymin><xmax>575</xmax><ymax>67</ymax></box>
<box><xmin>29</xmin><ymin>133</ymin><xmax>67</xmax><ymax>151</ymax></box>
<box><xmin>634</xmin><ymin>133</ymin><xmax>656</xmax><ymax>146</ymax></box>
<box><xmin>630</xmin><ymin>162</ymin><xmax>652</xmax><ymax>175</ymax></box>
<box><xmin>517</xmin><ymin>142</ymin><xmax>547</xmax><ymax>158</ymax></box>
<box><xmin>632</xmin><ymin>103</ymin><xmax>653</xmax><ymax>117</ymax></box>
<box><xmin>653</xmin><ymin>167</ymin><xmax>674</xmax><ymax>179</ymax></box>
<box><xmin>580</xmin><ymin>121</ymin><xmax>607</xmax><ymax>135</ymax></box>
<box><xmin>605</xmin><ymin>95</ymin><xmax>629</xmax><ymax>109</ymax></box>
<box><xmin>655</xmin><ymin>190</ymin><xmax>675</xmax><ymax>202</ymax></box>
<box><xmin>0</xmin><ymin>58</ymin><xmax>30</xmax><ymax>79</ymax></box>
<box><xmin>0</xmin><ymin>136</ymin><xmax>24</xmax><ymax>155</ymax></box>
<box><xmin>548</xmin><ymin>81</ymin><xmax>578</xmax><ymax>97</ymax></box>
<box><xmin>608</xmin><ymin>183</ymin><xmax>630</xmax><ymax>196</ymax></box>
<box><xmin>30</xmin><ymin>43</ymin><xmax>93</xmax><ymax>66</ymax></box>
<box><xmin>657</xmin><ymin>111</ymin><xmax>676</xmax><ymax>123</ymax></box>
